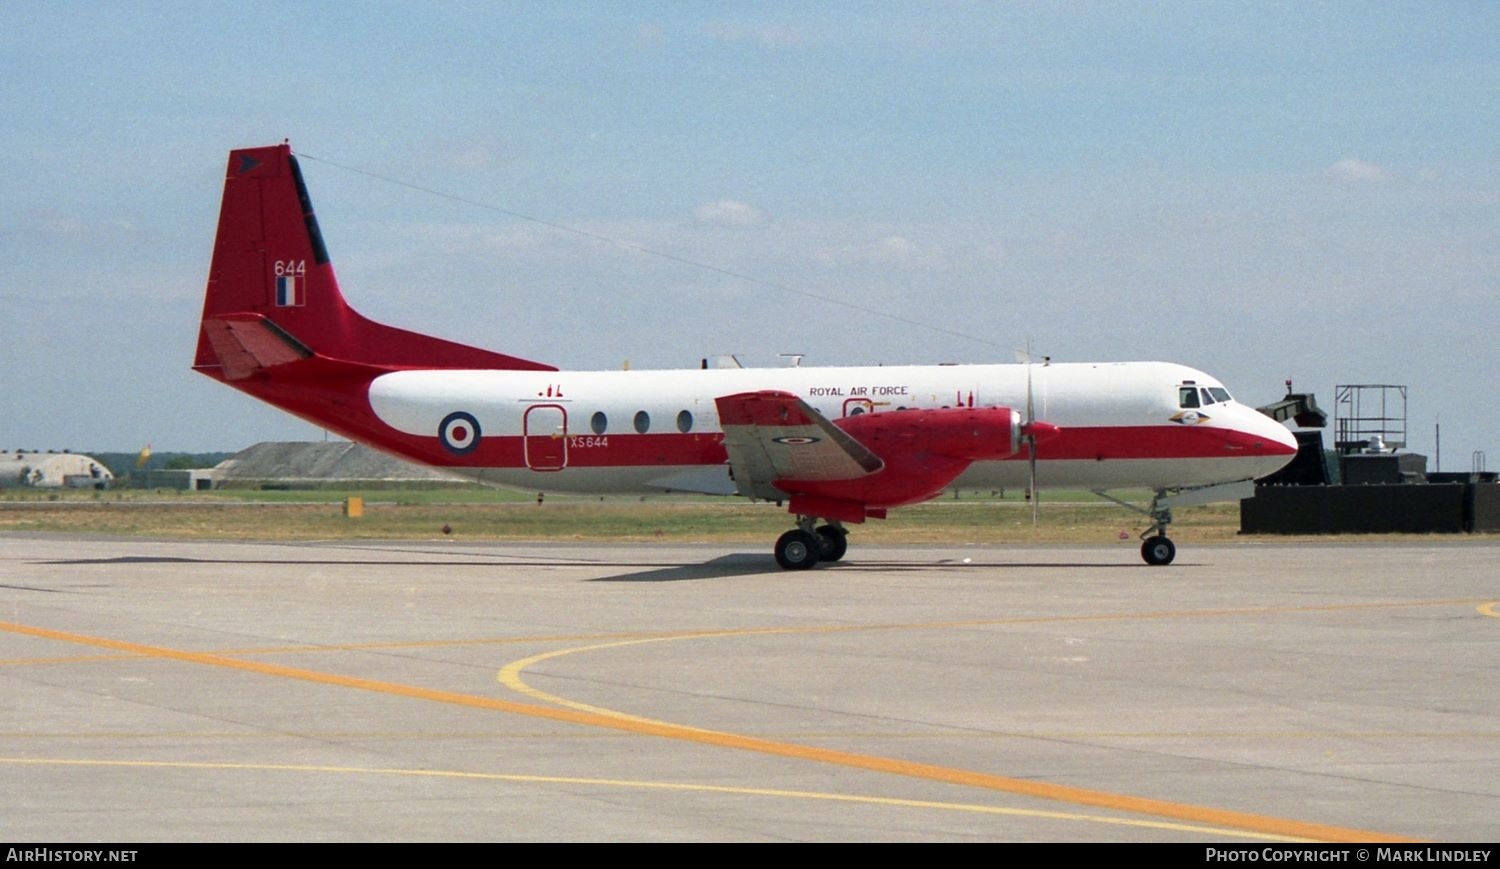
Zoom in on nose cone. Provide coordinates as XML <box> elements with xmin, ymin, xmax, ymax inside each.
<box><xmin>1237</xmin><ymin>407</ymin><xmax>1300</xmax><ymax>477</ymax></box>
<box><xmin>1260</xmin><ymin>414</ymin><xmax>1299</xmax><ymax>455</ymax></box>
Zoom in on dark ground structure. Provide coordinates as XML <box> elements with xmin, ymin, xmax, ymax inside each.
<box><xmin>1243</xmin><ymin>383</ymin><xmax>1498</xmax><ymax>534</ymax></box>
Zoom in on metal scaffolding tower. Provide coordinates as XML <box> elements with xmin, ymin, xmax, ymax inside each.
<box><xmin>1333</xmin><ymin>384</ymin><xmax>1407</xmax><ymax>455</ymax></box>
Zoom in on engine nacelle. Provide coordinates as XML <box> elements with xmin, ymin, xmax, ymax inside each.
<box><xmin>836</xmin><ymin>406</ymin><xmax>1024</xmax><ymax>461</ymax></box>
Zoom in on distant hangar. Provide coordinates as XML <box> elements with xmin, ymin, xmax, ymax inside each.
<box><xmin>1</xmin><ymin>450</ymin><xmax>113</xmax><ymax>489</ymax></box>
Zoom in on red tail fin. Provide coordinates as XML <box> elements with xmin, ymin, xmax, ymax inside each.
<box><xmin>194</xmin><ymin>144</ymin><xmax>554</xmax><ymax>378</ymax></box>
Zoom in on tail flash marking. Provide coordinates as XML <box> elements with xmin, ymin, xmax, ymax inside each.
<box><xmin>275</xmin><ymin>274</ymin><xmax>304</xmax><ymax>307</ymax></box>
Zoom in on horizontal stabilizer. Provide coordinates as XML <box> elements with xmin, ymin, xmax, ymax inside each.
<box><xmin>200</xmin><ymin>313</ymin><xmax>313</xmax><ymax>380</ymax></box>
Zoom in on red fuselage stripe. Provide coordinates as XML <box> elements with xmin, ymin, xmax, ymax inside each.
<box><xmin>216</xmin><ymin>377</ymin><xmax>1293</xmax><ymax>471</ymax></box>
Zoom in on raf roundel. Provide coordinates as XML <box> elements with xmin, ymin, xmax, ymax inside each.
<box><xmin>439</xmin><ymin>411</ymin><xmax>482</xmax><ymax>454</ymax></box>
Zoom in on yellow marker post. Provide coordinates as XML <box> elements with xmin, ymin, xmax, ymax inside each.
<box><xmin>343</xmin><ymin>496</ymin><xmax>363</xmax><ymax>518</ymax></box>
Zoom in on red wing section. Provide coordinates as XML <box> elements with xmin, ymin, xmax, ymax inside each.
<box><xmin>716</xmin><ymin>392</ymin><xmax>1028</xmax><ymax>524</ymax></box>
<box><xmin>715</xmin><ymin>391</ymin><xmax>884</xmax><ymax>504</ymax></box>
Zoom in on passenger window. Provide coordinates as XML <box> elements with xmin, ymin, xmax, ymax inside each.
<box><xmin>676</xmin><ymin>410</ymin><xmax>693</xmax><ymax>433</ymax></box>
<box><xmin>633</xmin><ymin>411</ymin><xmax>650</xmax><ymax>434</ymax></box>
<box><xmin>1179</xmin><ymin>387</ymin><xmax>1200</xmax><ymax>408</ymax></box>
<box><xmin>590</xmin><ymin>412</ymin><xmax>607</xmax><ymax>435</ymax></box>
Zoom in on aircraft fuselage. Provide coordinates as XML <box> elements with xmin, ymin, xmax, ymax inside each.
<box><xmin>297</xmin><ymin>360</ymin><xmax>1298</xmax><ymax>495</ymax></box>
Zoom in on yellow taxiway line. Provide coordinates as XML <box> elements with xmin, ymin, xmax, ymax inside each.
<box><xmin>1</xmin><ymin>618</ymin><xmax>1420</xmax><ymax>843</ymax></box>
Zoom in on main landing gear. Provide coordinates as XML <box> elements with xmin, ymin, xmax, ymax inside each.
<box><xmin>774</xmin><ymin>516</ymin><xmax>848</xmax><ymax>570</ymax></box>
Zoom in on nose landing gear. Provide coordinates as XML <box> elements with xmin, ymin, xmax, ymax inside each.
<box><xmin>1095</xmin><ymin>479</ymin><xmax>1257</xmax><ymax>566</ymax></box>
<box><xmin>1141</xmin><ymin>531</ymin><xmax>1177</xmax><ymax>566</ymax></box>
<box><xmin>1094</xmin><ymin>488</ymin><xmax>1178</xmax><ymax>566</ymax></box>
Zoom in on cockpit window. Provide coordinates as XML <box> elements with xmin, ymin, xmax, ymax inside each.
<box><xmin>1199</xmin><ymin>388</ymin><xmax>1217</xmax><ymax>405</ymax></box>
<box><xmin>1178</xmin><ymin>387</ymin><xmax>1200</xmax><ymax>409</ymax></box>
<box><xmin>1208</xmin><ymin>387</ymin><xmax>1232</xmax><ymax>403</ymax></box>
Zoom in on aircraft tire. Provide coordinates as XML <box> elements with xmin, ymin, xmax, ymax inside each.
<box><xmin>1141</xmin><ymin>535</ymin><xmax>1176</xmax><ymax>566</ymax></box>
<box><xmin>775</xmin><ymin>529</ymin><xmax>822</xmax><ymax>570</ymax></box>
<box><xmin>815</xmin><ymin>525</ymin><xmax>848</xmax><ymax>562</ymax></box>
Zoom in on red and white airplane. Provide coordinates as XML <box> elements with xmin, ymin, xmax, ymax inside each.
<box><xmin>195</xmin><ymin>144</ymin><xmax>1298</xmax><ymax>568</ymax></box>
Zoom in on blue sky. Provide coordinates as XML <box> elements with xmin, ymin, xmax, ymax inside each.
<box><xmin>2</xmin><ymin>2</ymin><xmax>1496</xmax><ymax>468</ymax></box>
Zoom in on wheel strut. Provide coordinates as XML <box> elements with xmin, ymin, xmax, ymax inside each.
<box><xmin>1093</xmin><ymin>488</ymin><xmax>1177</xmax><ymax>566</ymax></box>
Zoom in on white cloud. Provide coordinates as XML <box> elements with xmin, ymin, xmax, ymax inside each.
<box><xmin>436</xmin><ymin>144</ymin><xmax>496</xmax><ymax>171</ymax></box>
<box><xmin>693</xmin><ymin>199</ymin><xmax>768</xmax><ymax>228</ymax></box>
<box><xmin>871</xmin><ymin>235</ymin><xmax>914</xmax><ymax>261</ymax></box>
<box><xmin>702</xmin><ymin>20</ymin><xmax>806</xmax><ymax>49</ymax></box>
<box><xmin>635</xmin><ymin>23</ymin><xmax>667</xmax><ymax>46</ymax></box>
<box><xmin>19</xmin><ymin>209</ymin><xmax>143</xmax><ymax>241</ymax></box>
<box><xmin>423</xmin><ymin>137</ymin><xmax>522</xmax><ymax>172</ymax></box>
<box><xmin>1326</xmin><ymin>158</ymin><xmax>1388</xmax><ymax>183</ymax></box>
<box><xmin>815</xmin><ymin>234</ymin><xmax>921</xmax><ymax>267</ymax></box>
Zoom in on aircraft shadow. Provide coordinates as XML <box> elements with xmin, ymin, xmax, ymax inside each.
<box><xmin>589</xmin><ymin>553</ymin><xmax>782</xmax><ymax>583</ymax></box>
<box><xmin>589</xmin><ymin>555</ymin><xmax>1151</xmax><ymax>582</ymax></box>
<box><xmin>34</xmin><ymin>553</ymin><xmax>784</xmax><ymax>575</ymax></box>
<box><xmin>37</xmin><ymin>555</ymin><xmax>575</xmax><ymax>567</ymax></box>
<box><xmin>37</xmin><ymin>554</ymin><xmax>1156</xmax><ymax>579</ymax></box>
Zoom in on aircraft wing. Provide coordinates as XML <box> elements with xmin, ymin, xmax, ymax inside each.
<box><xmin>714</xmin><ymin>391</ymin><xmax>884</xmax><ymax>502</ymax></box>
